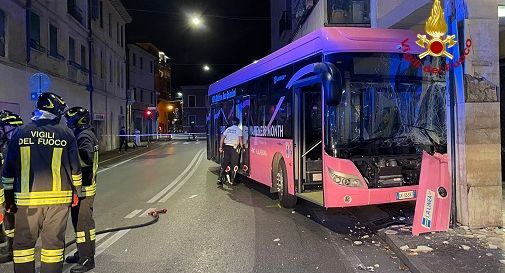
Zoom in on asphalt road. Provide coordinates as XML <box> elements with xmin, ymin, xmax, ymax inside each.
<box><xmin>0</xmin><ymin>140</ymin><xmax>410</xmax><ymax>273</ymax></box>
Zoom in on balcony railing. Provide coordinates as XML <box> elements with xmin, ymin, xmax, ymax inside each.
<box><xmin>327</xmin><ymin>0</ymin><xmax>370</xmax><ymax>25</ymax></box>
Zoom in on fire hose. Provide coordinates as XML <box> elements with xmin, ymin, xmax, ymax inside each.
<box><xmin>63</xmin><ymin>208</ymin><xmax>167</xmax><ymax>248</ymax></box>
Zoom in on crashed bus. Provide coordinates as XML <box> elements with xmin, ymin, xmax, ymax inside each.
<box><xmin>207</xmin><ymin>27</ymin><xmax>447</xmax><ymax>209</ymax></box>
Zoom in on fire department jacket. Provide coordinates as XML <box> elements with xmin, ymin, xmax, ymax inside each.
<box><xmin>0</xmin><ymin>142</ymin><xmax>5</xmax><ymax>204</ymax></box>
<box><xmin>0</xmin><ymin>119</ymin><xmax>82</xmax><ymax>206</ymax></box>
<box><xmin>75</xmin><ymin>128</ymin><xmax>98</xmax><ymax>197</ymax></box>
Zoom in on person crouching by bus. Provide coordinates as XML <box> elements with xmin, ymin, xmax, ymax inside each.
<box><xmin>218</xmin><ymin>117</ymin><xmax>243</xmax><ymax>185</ymax></box>
<box><xmin>0</xmin><ymin>110</ymin><xmax>23</xmax><ymax>263</ymax></box>
<box><xmin>64</xmin><ymin>107</ymin><xmax>99</xmax><ymax>273</ymax></box>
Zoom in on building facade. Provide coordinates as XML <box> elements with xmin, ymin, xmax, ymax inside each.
<box><xmin>270</xmin><ymin>0</ymin><xmax>503</xmax><ymax>228</ymax></box>
<box><xmin>136</xmin><ymin>43</ymin><xmax>172</xmax><ymax>134</ymax></box>
<box><xmin>127</xmin><ymin>43</ymin><xmax>156</xmax><ymax>137</ymax></box>
<box><xmin>180</xmin><ymin>85</ymin><xmax>209</xmax><ymax>133</ymax></box>
<box><xmin>0</xmin><ymin>0</ymin><xmax>131</xmax><ymax>151</ymax></box>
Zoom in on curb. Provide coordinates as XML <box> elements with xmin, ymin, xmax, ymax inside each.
<box><xmin>377</xmin><ymin>230</ymin><xmax>433</xmax><ymax>273</ymax></box>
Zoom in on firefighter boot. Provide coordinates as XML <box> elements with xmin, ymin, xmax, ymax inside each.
<box><xmin>70</xmin><ymin>257</ymin><xmax>95</xmax><ymax>273</ymax></box>
<box><xmin>65</xmin><ymin>251</ymin><xmax>79</xmax><ymax>263</ymax></box>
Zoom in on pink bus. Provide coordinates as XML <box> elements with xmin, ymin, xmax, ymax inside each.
<box><xmin>207</xmin><ymin>27</ymin><xmax>446</xmax><ymax>208</ymax></box>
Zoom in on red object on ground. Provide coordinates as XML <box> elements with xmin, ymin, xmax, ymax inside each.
<box><xmin>412</xmin><ymin>152</ymin><xmax>451</xmax><ymax>236</ymax></box>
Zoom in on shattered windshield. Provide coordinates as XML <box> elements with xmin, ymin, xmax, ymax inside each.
<box><xmin>326</xmin><ymin>53</ymin><xmax>446</xmax><ymax>157</ymax></box>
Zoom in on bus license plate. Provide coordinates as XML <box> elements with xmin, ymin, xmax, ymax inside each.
<box><xmin>396</xmin><ymin>190</ymin><xmax>416</xmax><ymax>200</ymax></box>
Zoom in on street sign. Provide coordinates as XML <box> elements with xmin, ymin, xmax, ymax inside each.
<box><xmin>29</xmin><ymin>73</ymin><xmax>51</xmax><ymax>101</ymax></box>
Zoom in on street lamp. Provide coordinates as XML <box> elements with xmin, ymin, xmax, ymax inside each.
<box><xmin>189</xmin><ymin>14</ymin><xmax>203</xmax><ymax>28</ymax></box>
<box><xmin>203</xmin><ymin>65</ymin><xmax>210</xmax><ymax>71</ymax></box>
<box><xmin>167</xmin><ymin>105</ymin><xmax>174</xmax><ymax>111</ymax></box>
<box><xmin>177</xmin><ymin>92</ymin><xmax>183</xmax><ymax>98</ymax></box>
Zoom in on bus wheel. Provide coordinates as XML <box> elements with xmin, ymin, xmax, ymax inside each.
<box><xmin>274</xmin><ymin>158</ymin><xmax>297</xmax><ymax>208</ymax></box>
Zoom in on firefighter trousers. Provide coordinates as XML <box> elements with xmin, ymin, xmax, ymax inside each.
<box><xmin>71</xmin><ymin>197</ymin><xmax>95</xmax><ymax>261</ymax></box>
<box><xmin>13</xmin><ymin>205</ymin><xmax>69</xmax><ymax>273</ymax></box>
<box><xmin>3</xmin><ymin>209</ymin><xmax>15</xmax><ymax>252</ymax></box>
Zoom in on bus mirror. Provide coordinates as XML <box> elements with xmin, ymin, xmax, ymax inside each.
<box><xmin>314</xmin><ymin>63</ymin><xmax>343</xmax><ymax>106</ymax></box>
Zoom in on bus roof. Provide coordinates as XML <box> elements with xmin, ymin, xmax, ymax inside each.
<box><xmin>208</xmin><ymin>27</ymin><xmax>420</xmax><ymax>96</ymax></box>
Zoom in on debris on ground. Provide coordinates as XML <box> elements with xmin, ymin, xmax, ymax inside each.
<box><xmin>273</xmin><ymin>238</ymin><xmax>280</xmax><ymax>242</ymax></box>
<box><xmin>385</xmin><ymin>230</ymin><xmax>398</xmax><ymax>235</ymax></box>
<box><xmin>461</xmin><ymin>245</ymin><xmax>471</xmax><ymax>251</ymax></box>
<box><xmin>399</xmin><ymin>245</ymin><xmax>409</xmax><ymax>251</ymax></box>
<box><xmin>410</xmin><ymin>246</ymin><xmax>434</xmax><ymax>253</ymax></box>
<box><xmin>353</xmin><ymin>241</ymin><xmax>363</xmax><ymax>246</ymax></box>
<box><xmin>442</xmin><ymin>241</ymin><xmax>449</xmax><ymax>245</ymax></box>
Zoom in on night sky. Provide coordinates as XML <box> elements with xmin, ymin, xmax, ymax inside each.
<box><xmin>121</xmin><ymin>0</ymin><xmax>271</xmax><ymax>89</ymax></box>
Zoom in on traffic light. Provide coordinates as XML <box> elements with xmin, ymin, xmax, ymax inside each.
<box><xmin>145</xmin><ymin>109</ymin><xmax>153</xmax><ymax>119</ymax></box>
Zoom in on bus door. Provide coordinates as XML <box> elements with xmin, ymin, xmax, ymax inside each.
<box><xmin>238</xmin><ymin>96</ymin><xmax>251</xmax><ymax>175</ymax></box>
<box><xmin>293</xmin><ymin>83</ymin><xmax>324</xmax><ymax>205</ymax></box>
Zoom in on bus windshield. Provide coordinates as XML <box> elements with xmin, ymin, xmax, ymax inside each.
<box><xmin>326</xmin><ymin>53</ymin><xmax>446</xmax><ymax>158</ymax></box>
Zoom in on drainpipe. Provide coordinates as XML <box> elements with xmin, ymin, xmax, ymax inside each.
<box><xmin>87</xmin><ymin>0</ymin><xmax>94</xmax><ymax>120</ymax></box>
<box><xmin>25</xmin><ymin>0</ymin><xmax>32</xmax><ymax>63</ymax></box>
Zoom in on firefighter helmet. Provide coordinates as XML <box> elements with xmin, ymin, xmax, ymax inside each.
<box><xmin>36</xmin><ymin>92</ymin><xmax>67</xmax><ymax>117</ymax></box>
<box><xmin>64</xmin><ymin>106</ymin><xmax>91</xmax><ymax>129</ymax></box>
<box><xmin>0</xmin><ymin>110</ymin><xmax>23</xmax><ymax>127</ymax></box>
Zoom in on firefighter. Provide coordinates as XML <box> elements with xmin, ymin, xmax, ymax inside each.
<box><xmin>1</xmin><ymin>92</ymin><xmax>82</xmax><ymax>273</ymax></box>
<box><xmin>218</xmin><ymin>117</ymin><xmax>243</xmax><ymax>185</ymax></box>
<box><xmin>0</xmin><ymin>111</ymin><xmax>23</xmax><ymax>263</ymax></box>
<box><xmin>63</xmin><ymin>107</ymin><xmax>98</xmax><ymax>273</ymax></box>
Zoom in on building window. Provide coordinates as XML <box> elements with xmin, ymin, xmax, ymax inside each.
<box><xmin>68</xmin><ymin>37</ymin><xmax>75</xmax><ymax>62</ymax></box>
<box><xmin>108</xmin><ymin>13</ymin><xmax>111</xmax><ymax>37</ymax></box>
<box><xmin>140</xmin><ymin>89</ymin><xmax>144</xmax><ymax>102</ymax></box>
<box><xmin>99</xmin><ymin>1</ymin><xmax>103</xmax><ymax>28</ymax></box>
<box><xmin>150</xmin><ymin>61</ymin><xmax>153</xmax><ymax>73</ymax></box>
<box><xmin>0</xmin><ymin>9</ymin><xmax>6</xmax><ymax>57</ymax></box>
<box><xmin>67</xmin><ymin>0</ymin><xmax>84</xmax><ymax>24</ymax></box>
<box><xmin>30</xmin><ymin>11</ymin><xmax>43</xmax><ymax>51</ymax></box>
<box><xmin>116</xmin><ymin>61</ymin><xmax>120</xmax><ymax>86</ymax></box>
<box><xmin>120</xmin><ymin>25</ymin><xmax>124</xmax><ymax>47</ymax></box>
<box><xmin>140</xmin><ymin>57</ymin><xmax>143</xmax><ymax>69</ymax></box>
<box><xmin>80</xmin><ymin>45</ymin><xmax>86</xmax><ymax>68</ymax></box>
<box><xmin>132</xmin><ymin>53</ymin><xmax>136</xmax><ymax>66</ymax></box>
<box><xmin>150</xmin><ymin>92</ymin><xmax>154</xmax><ymax>105</ymax></box>
<box><xmin>188</xmin><ymin>95</ymin><xmax>196</xmax><ymax>107</ymax></box>
<box><xmin>100</xmin><ymin>50</ymin><xmax>104</xmax><ymax>78</ymax></box>
<box><xmin>327</xmin><ymin>0</ymin><xmax>370</xmax><ymax>25</ymax></box>
<box><xmin>116</xmin><ymin>22</ymin><xmax>119</xmax><ymax>44</ymax></box>
<box><xmin>109</xmin><ymin>56</ymin><xmax>112</xmax><ymax>82</ymax></box>
<box><xmin>49</xmin><ymin>24</ymin><xmax>62</xmax><ymax>59</ymax></box>
<box><xmin>133</xmin><ymin>87</ymin><xmax>137</xmax><ymax>101</ymax></box>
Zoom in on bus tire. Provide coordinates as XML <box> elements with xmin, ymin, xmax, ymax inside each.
<box><xmin>273</xmin><ymin>157</ymin><xmax>297</xmax><ymax>208</ymax></box>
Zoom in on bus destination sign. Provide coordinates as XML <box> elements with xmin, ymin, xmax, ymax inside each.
<box><xmin>212</xmin><ymin>88</ymin><xmax>237</xmax><ymax>103</ymax></box>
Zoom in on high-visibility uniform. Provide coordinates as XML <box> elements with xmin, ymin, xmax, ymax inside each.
<box><xmin>1</xmin><ymin>119</ymin><xmax>82</xmax><ymax>273</ymax></box>
<box><xmin>71</xmin><ymin>128</ymin><xmax>98</xmax><ymax>262</ymax></box>
<box><xmin>1</xmin><ymin>138</ymin><xmax>15</xmax><ymax>261</ymax></box>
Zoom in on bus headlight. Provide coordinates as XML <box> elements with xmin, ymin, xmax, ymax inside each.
<box><xmin>327</xmin><ymin>168</ymin><xmax>362</xmax><ymax>187</ymax></box>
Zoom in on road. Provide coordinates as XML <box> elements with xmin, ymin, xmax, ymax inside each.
<box><xmin>0</xmin><ymin>140</ymin><xmax>410</xmax><ymax>273</ymax></box>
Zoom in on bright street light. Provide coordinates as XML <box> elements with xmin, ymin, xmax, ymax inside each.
<box><xmin>177</xmin><ymin>92</ymin><xmax>183</xmax><ymax>97</ymax></box>
<box><xmin>167</xmin><ymin>105</ymin><xmax>174</xmax><ymax>110</ymax></box>
<box><xmin>203</xmin><ymin>65</ymin><xmax>210</xmax><ymax>71</ymax></box>
<box><xmin>189</xmin><ymin>15</ymin><xmax>203</xmax><ymax>27</ymax></box>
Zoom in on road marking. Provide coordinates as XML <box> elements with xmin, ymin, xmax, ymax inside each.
<box><xmin>138</xmin><ymin>208</ymin><xmax>156</xmax><ymax>218</ymax></box>
<box><xmin>98</xmin><ymin>147</ymin><xmax>162</xmax><ymax>174</ymax></box>
<box><xmin>189</xmin><ymin>194</ymin><xmax>198</xmax><ymax>199</ymax></box>
<box><xmin>147</xmin><ymin>149</ymin><xmax>204</xmax><ymax>203</ymax></box>
<box><xmin>94</xmin><ymin>229</ymin><xmax>130</xmax><ymax>256</ymax></box>
<box><xmin>158</xmin><ymin>152</ymin><xmax>205</xmax><ymax>203</ymax></box>
<box><xmin>183</xmin><ymin>142</ymin><xmax>190</xmax><ymax>144</ymax></box>
<box><xmin>124</xmin><ymin>209</ymin><xmax>143</xmax><ymax>219</ymax></box>
<box><xmin>172</xmin><ymin>142</ymin><xmax>180</xmax><ymax>145</ymax></box>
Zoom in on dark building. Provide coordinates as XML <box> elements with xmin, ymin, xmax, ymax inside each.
<box><xmin>180</xmin><ymin>85</ymin><xmax>209</xmax><ymax>133</ymax></box>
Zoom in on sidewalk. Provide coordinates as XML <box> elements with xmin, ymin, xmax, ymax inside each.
<box><xmin>99</xmin><ymin>141</ymin><xmax>159</xmax><ymax>164</ymax></box>
<box><xmin>379</xmin><ymin>225</ymin><xmax>505</xmax><ymax>273</ymax></box>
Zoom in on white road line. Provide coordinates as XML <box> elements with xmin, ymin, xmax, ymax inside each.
<box><xmin>94</xmin><ymin>229</ymin><xmax>130</xmax><ymax>256</ymax></box>
<box><xmin>98</xmin><ymin>147</ymin><xmax>162</xmax><ymax>174</ymax></box>
<box><xmin>172</xmin><ymin>142</ymin><xmax>180</xmax><ymax>145</ymax></box>
<box><xmin>124</xmin><ymin>209</ymin><xmax>143</xmax><ymax>219</ymax></box>
<box><xmin>158</xmin><ymin>152</ymin><xmax>205</xmax><ymax>203</ymax></box>
<box><xmin>138</xmin><ymin>208</ymin><xmax>156</xmax><ymax>218</ymax></box>
<box><xmin>183</xmin><ymin>142</ymin><xmax>190</xmax><ymax>144</ymax></box>
<box><xmin>146</xmin><ymin>149</ymin><xmax>204</xmax><ymax>203</ymax></box>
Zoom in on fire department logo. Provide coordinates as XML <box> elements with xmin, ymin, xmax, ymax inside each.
<box><xmin>416</xmin><ymin>0</ymin><xmax>456</xmax><ymax>59</ymax></box>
